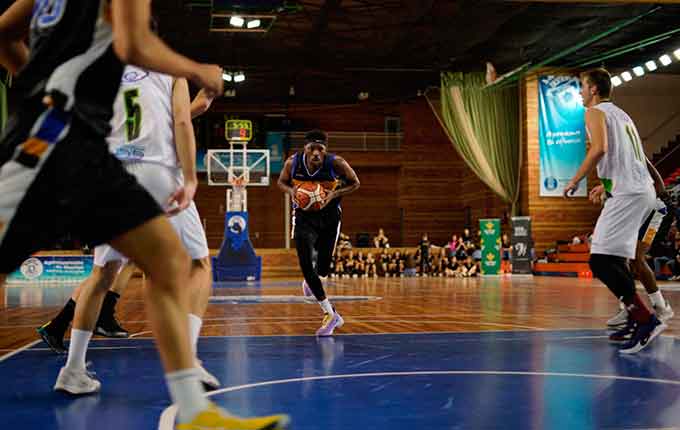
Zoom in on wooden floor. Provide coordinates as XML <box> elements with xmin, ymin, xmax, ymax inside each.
<box><xmin>1</xmin><ymin>275</ymin><xmax>679</xmax><ymax>351</ymax></box>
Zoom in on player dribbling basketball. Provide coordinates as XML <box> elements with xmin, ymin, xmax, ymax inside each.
<box><xmin>277</xmin><ymin>130</ymin><xmax>360</xmax><ymax>336</ymax></box>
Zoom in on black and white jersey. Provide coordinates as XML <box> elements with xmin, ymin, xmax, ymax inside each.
<box><xmin>14</xmin><ymin>0</ymin><xmax>124</xmax><ymax>136</ymax></box>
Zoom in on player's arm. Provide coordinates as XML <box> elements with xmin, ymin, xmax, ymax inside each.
<box><xmin>166</xmin><ymin>78</ymin><xmax>197</xmax><ymax>215</ymax></box>
<box><xmin>190</xmin><ymin>88</ymin><xmax>215</xmax><ymax>119</ymax></box>
<box><xmin>646</xmin><ymin>158</ymin><xmax>668</xmax><ymax>199</ymax></box>
<box><xmin>327</xmin><ymin>156</ymin><xmax>360</xmax><ymax>200</ymax></box>
<box><xmin>0</xmin><ymin>0</ymin><xmax>32</xmax><ymax>74</ymax></box>
<box><xmin>111</xmin><ymin>0</ymin><xmax>222</xmax><ymax>95</ymax></box>
<box><xmin>564</xmin><ymin>108</ymin><xmax>607</xmax><ymax>197</ymax></box>
<box><xmin>277</xmin><ymin>156</ymin><xmax>296</xmax><ymax>198</ymax></box>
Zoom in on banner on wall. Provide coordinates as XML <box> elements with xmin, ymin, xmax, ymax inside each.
<box><xmin>538</xmin><ymin>75</ymin><xmax>587</xmax><ymax>197</ymax></box>
<box><xmin>479</xmin><ymin>218</ymin><xmax>501</xmax><ymax>275</ymax></box>
<box><xmin>7</xmin><ymin>255</ymin><xmax>93</xmax><ymax>283</ymax></box>
<box><xmin>265</xmin><ymin>132</ymin><xmax>286</xmax><ymax>174</ymax></box>
<box><xmin>511</xmin><ymin>216</ymin><xmax>533</xmax><ymax>274</ymax></box>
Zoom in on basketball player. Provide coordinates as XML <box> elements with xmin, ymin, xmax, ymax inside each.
<box><xmin>277</xmin><ymin>129</ymin><xmax>360</xmax><ymax>336</ymax></box>
<box><xmin>0</xmin><ymin>1</ymin><xmax>287</xmax><ymax>428</ymax></box>
<box><xmin>590</xmin><ymin>163</ymin><xmax>674</xmax><ymax>339</ymax></box>
<box><xmin>37</xmin><ymin>93</ymin><xmax>215</xmax><ymax>350</ymax></box>
<box><xmin>50</xmin><ymin>64</ymin><xmax>220</xmax><ymax>392</ymax></box>
<box><xmin>564</xmin><ymin>68</ymin><xmax>665</xmax><ymax>354</ymax></box>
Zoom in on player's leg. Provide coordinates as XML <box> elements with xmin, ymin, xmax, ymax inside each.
<box><xmin>95</xmin><ymin>261</ymin><xmax>135</xmax><ymax>338</ymax></box>
<box><xmin>633</xmin><ymin>242</ymin><xmax>673</xmax><ymax>321</ymax></box>
<box><xmin>590</xmin><ymin>193</ymin><xmax>665</xmax><ymax>353</ymax></box>
<box><xmin>54</xmin><ymin>258</ymin><xmax>121</xmax><ymax>393</ymax></box>
<box><xmin>314</xmin><ymin>213</ymin><xmax>344</xmax><ymax>336</ymax></box>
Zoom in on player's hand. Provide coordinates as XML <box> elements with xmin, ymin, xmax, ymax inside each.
<box><xmin>589</xmin><ymin>184</ymin><xmax>605</xmax><ymax>204</ymax></box>
<box><xmin>563</xmin><ymin>180</ymin><xmax>579</xmax><ymax>198</ymax></box>
<box><xmin>166</xmin><ymin>180</ymin><xmax>197</xmax><ymax>216</ymax></box>
<box><xmin>317</xmin><ymin>190</ymin><xmax>337</xmax><ymax>210</ymax></box>
<box><xmin>192</xmin><ymin>64</ymin><xmax>223</xmax><ymax>97</ymax></box>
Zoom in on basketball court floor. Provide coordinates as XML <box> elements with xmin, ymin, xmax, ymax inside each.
<box><xmin>1</xmin><ymin>276</ymin><xmax>680</xmax><ymax>429</ymax></box>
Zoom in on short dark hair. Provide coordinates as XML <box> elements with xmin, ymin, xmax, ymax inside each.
<box><xmin>580</xmin><ymin>68</ymin><xmax>612</xmax><ymax>99</ymax></box>
<box><xmin>304</xmin><ymin>129</ymin><xmax>327</xmax><ymax>145</ymax></box>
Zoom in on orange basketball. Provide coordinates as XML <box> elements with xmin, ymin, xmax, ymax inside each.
<box><xmin>295</xmin><ymin>182</ymin><xmax>327</xmax><ymax>211</ymax></box>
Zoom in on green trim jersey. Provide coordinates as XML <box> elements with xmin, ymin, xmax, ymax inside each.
<box><xmin>590</xmin><ymin>102</ymin><xmax>653</xmax><ymax>196</ymax></box>
<box><xmin>106</xmin><ymin>66</ymin><xmax>178</xmax><ymax>169</ymax></box>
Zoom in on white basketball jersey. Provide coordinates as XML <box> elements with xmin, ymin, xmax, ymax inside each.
<box><xmin>590</xmin><ymin>102</ymin><xmax>653</xmax><ymax>196</ymax></box>
<box><xmin>107</xmin><ymin>66</ymin><xmax>178</xmax><ymax>168</ymax></box>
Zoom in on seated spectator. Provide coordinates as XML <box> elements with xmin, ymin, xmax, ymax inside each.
<box><xmin>373</xmin><ymin>228</ymin><xmax>390</xmax><ymax>248</ymax></box>
<box><xmin>365</xmin><ymin>253</ymin><xmax>377</xmax><ymax>277</ymax></box>
<box><xmin>337</xmin><ymin>232</ymin><xmax>352</xmax><ymax>250</ymax></box>
<box><xmin>357</xmin><ymin>251</ymin><xmax>365</xmax><ymax>263</ymax></box>
<box><xmin>470</xmin><ymin>244</ymin><xmax>482</xmax><ymax>261</ymax></box>
<box><xmin>446</xmin><ymin>256</ymin><xmax>462</xmax><ymax>277</ymax></box>
<box><xmin>462</xmin><ymin>228</ymin><xmax>472</xmax><ymax>244</ymax></box>
<box><xmin>398</xmin><ymin>260</ymin><xmax>406</xmax><ymax>277</ymax></box>
<box><xmin>461</xmin><ymin>256</ymin><xmax>479</xmax><ymax>277</ymax></box>
<box><xmin>387</xmin><ymin>259</ymin><xmax>398</xmax><ymax>277</ymax></box>
<box><xmin>447</xmin><ymin>235</ymin><xmax>459</xmax><ymax>257</ymax></box>
<box><xmin>419</xmin><ymin>233</ymin><xmax>431</xmax><ymax>274</ymax></box>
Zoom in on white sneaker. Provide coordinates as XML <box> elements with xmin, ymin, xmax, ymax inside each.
<box><xmin>654</xmin><ymin>302</ymin><xmax>675</xmax><ymax>323</ymax></box>
<box><xmin>607</xmin><ymin>307</ymin><xmax>629</xmax><ymax>327</ymax></box>
<box><xmin>54</xmin><ymin>366</ymin><xmax>101</xmax><ymax>395</ymax></box>
<box><xmin>196</xmin><ymin>360</ymin><xmax>221</xmax><ymax>391</ymax></box>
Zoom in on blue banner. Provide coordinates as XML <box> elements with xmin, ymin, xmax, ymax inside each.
<box><xmin>538</xmin><ymin>76</ymin><xmax>587</xmax><ymax>197</ymax></box>
<box><xmin>7</xmin><ymin>255</ymin><xmax>93</xmax><ymax>283</ymax></box>
<box><xmin>197</xmin><ymin>148</ymin><xmax>207</xmax><ymax>172</ymax></box>
<box><xmin>265</xmin><ymin>132</ymin><xmax>286</xmax><ymax>174</ymax></box>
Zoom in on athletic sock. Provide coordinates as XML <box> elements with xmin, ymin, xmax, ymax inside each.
<box><xmin>166</xmin><ymin>368</ymin><xmax>210</xmax><ymax>423</ymax></box>
<box><xmin>65</xmin><ymin>329</ymin><xmax>92</xmax><ymax>371</ymax></box>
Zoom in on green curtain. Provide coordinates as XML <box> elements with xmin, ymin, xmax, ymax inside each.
<box><xmin>426</xmin><ymin>72</ymin><xmax>521</xmax><ymax>213</ymax></box>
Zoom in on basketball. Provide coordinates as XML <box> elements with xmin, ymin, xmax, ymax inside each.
<box><xmin>294</xmin><ymin>182</ymin><xmax>327</xmax><ymax>211</ymax></box>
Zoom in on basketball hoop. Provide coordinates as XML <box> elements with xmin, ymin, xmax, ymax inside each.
<box><xmin>228</xmin><ymin>176</ymin><xmax>248</xmax><ymax>212</ymax></box>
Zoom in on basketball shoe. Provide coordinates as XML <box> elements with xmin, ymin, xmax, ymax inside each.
<box><xmin>316</xmin><ymin>310</ymin><xmax>344</xmax><ymax>336</ymax></box>
<box><xmin>619</xmin><ymin>314</ymin><xmax>667</xmax><ymax>354</ymax></box>
<box><xmin>37</xmin><ymin>322</ymin><xmax>67</xmax><ymax>354</ymax></box>
<box><xmin>54</xmin><ymin>366</ymin><xmax>101</xmax><ymax>394</ymax></box>
<box><xmin>176</xmin><ymin>403</ymin><xmax>290</xmax><ymax>430</ymax></box>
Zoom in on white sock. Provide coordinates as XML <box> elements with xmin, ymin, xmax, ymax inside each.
<box><xmin>65</xmin><ymin>328</ymin><xmax>92</xmax><ymax>371</ymax></box>
<box><xmin>166</xmin><ymin>368</ymin><xmax>210</xmax><ymax>423</ymax></box>
<box><xmin>188</xmin><ymin>313</ymin><xmax>203</xmax><ymax>356</ymax></box>
<box><xmin>649</xmin><ymin>291</ymin><xmax>666</xmax><ymax>308</ymax></box>
<box><xmin>319</xmin><ymin>298</ymin><xmax>334</xmax><ymax>315</ymax></box>
<box><xmin>619</xmin><ymin>301</ymin><xmax>626</xmax><ymax>310</ymax></box>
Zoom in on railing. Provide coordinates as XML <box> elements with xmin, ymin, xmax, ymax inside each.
<box><xmin>283</xmin><ymin>131</ymin><xmax>403</xmax><ymax>151</ymax></box>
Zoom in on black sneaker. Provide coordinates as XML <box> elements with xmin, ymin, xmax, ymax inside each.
<box><xmin>620</xmin><ymin>315</ymin><xmax>667</xmax><ymax>354</ymax></box>
<box><xmin>95</xmin><ymin>315</ymin><xmax>129</xmax><ymax>338</ymax></box>
<box><xmin>37</xmin><ymin>322</ymin><xmax>67</xmax><ymax>354</ymax></box>
<box><xmin>609</xmin><ymin>318</ymin><xmax>636</xmax><ymax>342</ymax></box>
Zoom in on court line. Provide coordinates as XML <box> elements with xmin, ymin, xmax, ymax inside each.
<box><xmin>0</xmin><ymin>339</ymin><xmax>40</xmax><ymax>362</ymax></box>
<box><xmin>157</xmin><ymin>370</ymin><xmax>680</xmax><ymax>430</ymax></box>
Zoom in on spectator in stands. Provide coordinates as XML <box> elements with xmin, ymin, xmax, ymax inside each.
<box><xmin>446</xmin><ymin>256</ymin><xmax>461</xmax><ymax>277</ymax></box>
<box><xmin>365</xmin><ymin>253</ymin><xmax>377</xmax><ymax>277</ymax></box>
<box><xmin>446</xmin><ymin>235</ymin><xmax>459</xmax><ymax>257</ymax></box>
<box><xmin>373</xmin><ymin>228</ymin><xmax>390</xmax><ymax>249</ymax></box>
<box><xmin>461</xmin><ymin>256</ymin><xmax>479</xmax><ymax>277</ymax></box>
<box><xmin>502</xmin><ymin>233</ymin><xmax>512</xmax><ymax>261</ymax></box>
<box><xmin>462</xmin><ymin>228</ymin><xmax>472</xmax><ymax>245</ymax></box>
<box><xmin>404</xmin><ymin>252</ymin><xmax>417</xmax><ymax>277</ymax></box>
<box><xmin>337</xmin><ymin>232</ymin><xmax>352</xmax><ymax>250</ymax></box>
<box><xmin>387</xmin><ymin>258</ymin><xmax>398</xmax><ymax>277</ymax></box>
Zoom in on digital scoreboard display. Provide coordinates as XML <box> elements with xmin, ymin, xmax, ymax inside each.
<box><xmin>225</xmin><ymin>119</ymin><xmax>253</xmax><ymax>142</ymax></box>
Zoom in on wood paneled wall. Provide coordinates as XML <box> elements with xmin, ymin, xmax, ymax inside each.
<box><xmin>519</xmin><ymin>75</ymin><xmax>601</xmax><ymax>253</ymax></box>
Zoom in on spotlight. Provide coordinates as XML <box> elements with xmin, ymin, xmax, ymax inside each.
<box><xmin>229</xmin><ymin>16</ymin><xmax>244</xmax><ymax>27</ymax></box>
<box><xmin>222</xmin><ymin>72</ymin><xmax>233</xmax><ymax>82</ymax></box>
<box><xmin>633</xmin><ymin>66</ymin><xmax>645</xmax><ymax>77</ymax></box>
<box><xmin>645</xmin><ymin>60</ymin><xmax>657</xmax><ymax>71</ymax></box>
<box><xmin>289</xmin><ymin>85</ymin><xmax>295</xmax><ymax>96</ymax></box>
<box><xmin>247</xmin><ymin>19</ymin><xmax>261</xmax><ymax>29</ymax></box>
<box><xmin>674</xmin><ymin>48</ymin><xmax>680</xmax><ymax>60</ymax></box>
<box><xmin>611</xmin><ymin>76</ymin><xmax>623</xmax><ymax>87</ymax></box>
<box><xmin>660</xmin><ymin>54</ymin><xmax>672</xmax><ymax>66</ymax></box>
<box><xmin>621</xmin><ymin>71</ymin><xmax>633</xmax><ymax>82</ymax></box>
<box><xmin>234</xmin><ymin>72</ymin><xmax>245</xmax><ymax>83</ymax></box>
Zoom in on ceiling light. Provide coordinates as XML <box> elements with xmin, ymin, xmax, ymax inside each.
<box><xmin>222</xmin><ymin>72</ymin><xmax>233</xmax><ymax>82</ymax></box>
<box><xmin>633</xmin><ymin>66</ymin><xmax>645</xmax><ymax>77</ymax></box>
<box><xmin>247</xmin><ymin>19</ymin><xmax>261</xmax><ymax>29</ymax></box>
<box><xmin>289</xmin><ymin>85</ymin><xmax>295</xmax><ymax>96</ymax></box>
<box><xmin>611</xmin><ymin>76</ymin><xmax>623</xmax><ymax>87</ymax></box>
<box><xmin>234</xmin><ymin>72</ymin><xmax>245</xmax><ymax>83</ymax></box>
<box><xmin>229</xmin><ymin>16</ymin><xmax>244</xmax><ymax>27</ymax></box>
<box><xmin>621</xmin><ymin>71</ymin><xmax>633</xmax><ymax>82</ymax></box>
<box><xmin>674</xmin><ymin>49</ymin><xmax>680</xmax><ymax>60</ymax></box>
<box><xmin>645</xmin><ymin>60</ymin><xmax>657</xmax><ymax>71</ymax></box>
<box><xmin>660</xmin><ymin>54</ymin><xmax>672</xmax><ymax>66</ymax></box>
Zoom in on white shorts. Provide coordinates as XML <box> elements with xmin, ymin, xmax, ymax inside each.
<box><xmin>94</xmin><ymin>162</ymin><xmax>209</xmax><ymax>267</ymax></box>
<box><xmin>590</xmin><ymin>190</ymin><xmax>655</xmax><ymax>259</ymax></box>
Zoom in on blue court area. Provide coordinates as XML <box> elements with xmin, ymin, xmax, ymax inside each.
<box><xmin>3</xmin><ymin>330</ymin><xmax>680</xmax><ymax>429</ymax></box>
